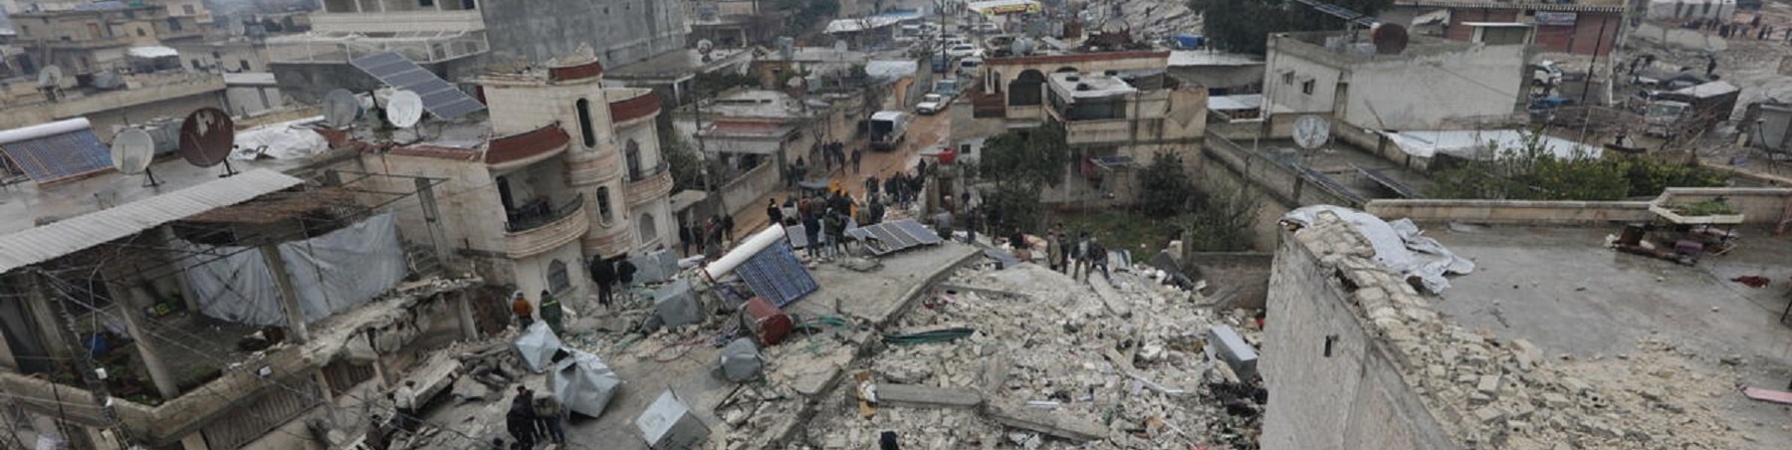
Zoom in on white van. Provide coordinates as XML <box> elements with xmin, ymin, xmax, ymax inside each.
<box><xmin>869</xmin><ymin>111</ymin><xmax>910</xmax><ymax>151</ymax></box>
<box><xmin>958</xmin><ymin>57</ymin><xmax>984</xmax><ymax>76</ymax></box>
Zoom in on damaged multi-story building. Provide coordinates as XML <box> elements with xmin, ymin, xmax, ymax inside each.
<box><xmin>0</xmin><ymin>152</ymin><xmax>492</xmax><ymax>450</ymax></box>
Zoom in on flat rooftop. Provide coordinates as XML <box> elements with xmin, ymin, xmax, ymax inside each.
<box><xmin>604</xmin><ymin>48</ymin><xmax>751</xmax><ymax>80</ymax></box>
<box><xmin>1047</xmin><ymin>72</ymin><xmax>1134</xmax><ymax>100</ymax></box>
<box><xmin>1429</xmin><ymin>225</ymin><xmax>1792</xmax><ymax>448</ymax></box>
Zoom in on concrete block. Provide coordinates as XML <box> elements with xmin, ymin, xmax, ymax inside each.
<box><xmin>854</xmin><ymin>383</ymin><xmax>983</xmax><ymax>409</ymax></box>
<box><xmin>1208</xmin><ymin>325</ymin><xmax>1259</xmax><ymax>380</ymax></box>
<box><xmin>1474</xmin><ymin>406</ymin><xmax>1506</xmax><ymax>424</ymax></box>
<box><xmin>987</xmin><ymin>403</ymin><xmax>1108</xmax><ymax>441</ymax></box>
<box><xmin>1476</xmin><ymin>374</ymin><xmax>1502</xmax><ymax>396</ymax></box>
<box><xmin>1542</xmin><ymin>393</ymin><xmax>1570</xmax><ymax>408</ymax></box>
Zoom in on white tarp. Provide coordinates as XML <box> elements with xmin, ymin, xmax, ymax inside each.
<box><xmin>127</xmin><ymin>46</ymin><xmax>179</xmax><ymax>58</ymax></box>
<box><xmin>1379</xmin><ymin>129</ymin><xmax>1602</xmax><ymax>160</ymax></box>
<box><xmin>233</xmin><ymin>116</ymin><xmax>328</xmax><ymax>160</ymax></box>
<box><xmin>864</xmin><ymin>60</ymin><xmax>918</xmax><ymax>83</ymax></box>
<box><xmin>182</xmin><ymin>213</ymin><xmax>408</xmax><ymax>326</ymax></box>
<box><xmin>1280</xmin><ymin>206</ymin><xmax>1475</xmax><ymax>293</ymax></box>
<box><xmin>550</xmin><ymin>349</ymin><xmax>622</xmax><ymax>418</ymax></box>
<box><xmin>515</xmin><ymin>322</ymin><xmax>564</xmax><ymax>373</ymax></box>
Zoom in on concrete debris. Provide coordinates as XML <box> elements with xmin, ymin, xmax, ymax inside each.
<box><xmin>794</xmin><ymin>261</ymin><xmax>1264</xmax><ymax>450</ymax></box>
<box><xmin>1293</xmin><ymin>212</ymin><xmax>1747</xmax><ymax>450</ymax></box>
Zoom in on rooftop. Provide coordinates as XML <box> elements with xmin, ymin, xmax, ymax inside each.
<box><xmin>1286</xmin><ymin>213</ymin><xmax>1792</xmax><ymax>448</ymax></box>
<box><xmin>604</xmin><ymin>48</ymin><xmax>752</xmax><ymax>80</ymax></box>
<box><xmin>1270</xmin><ymin>30</ymin><xmax>1485</xmax><ymax>67</ymax></box>
<box><xmin>0</xmin><ymin>153</ymin><xmax>327</xmax><ymax>236</ymax></box>
<box><xmin>696</xmin><ymin>89</ymin><xmax>814</xmax><ymax>119</ymax></box>
<box><xmin>760</xmin><ymin>47</ymin><xmax>872</xmax><ymax>63</ymax></box>
<box><xmin>1168</xmin><ymin>51</ymin><xmax>1264</xmax><ymax>67</ymax></box>
<box><xmin>1047</xmin><ymin>72</ymin><xmax>1135</xmax><ymax>100</ymax></box>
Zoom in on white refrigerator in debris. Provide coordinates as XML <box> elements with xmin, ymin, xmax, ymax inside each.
<box><xmin>636</xmin><ymin>390</ymin><xmax>709</xmax><ymax>450</ymax></box>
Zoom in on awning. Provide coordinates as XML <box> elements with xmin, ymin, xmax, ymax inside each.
<box><xmin>0</xmin><ymin>118</ymin><xmax>112</xmax><ymax>184</ymax></box>
<box><xmin>1413</xmin><ymin>9</ymin><xmax>1450</xmax><ymax>26</ymax></box>
<box><xmin>128</xmin><ymin>46</ymin><xmax>179</xmax><ymax>58</ymax></box>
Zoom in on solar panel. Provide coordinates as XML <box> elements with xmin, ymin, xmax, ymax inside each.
<box><xmin>0</xmin><ymin>128</ymin><xmax>113</xmax><ymax>184</ymax></box>
<box><xmin>735</xmin><ymin>241</ymin><xmax>818</xmax><ymax>307</ymax></box>
<box><xmin>349</xmin><ymin>52</ymin><xmax>486</xmax><ymax>119</ymax></box>
<box><xmin>846</xmin><ymin>220</ymin><xmax>943</xmax><ymax>256</ymax></box>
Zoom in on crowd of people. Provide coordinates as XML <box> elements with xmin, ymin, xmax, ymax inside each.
<box><xmin>1691</xmin><ymin>13</ymin><xmax>1792</xmax><ymax>42</ymax></box>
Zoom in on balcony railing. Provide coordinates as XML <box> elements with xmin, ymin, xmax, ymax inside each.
<box><xmin>505</xmin><ymin>194</ymin><xmax>584</xmax><ymax>233</ymax></box>
<box><xmin>627</xmin><ymin>161</ymin><xmax>668</xmax><ymax>184</ymax></box>
<box><xmin>266</xmin><ymin>31</ymin><xmax>489</xmax><ymax>64</ymax></box>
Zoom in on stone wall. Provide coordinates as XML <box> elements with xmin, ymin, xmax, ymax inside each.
<box><xmin>480</xmin><ymin>0</ymin><xmax>686</xmax><ymax>68</ymax></box>
<box><xmin>719</xmin><ymin>161</ymin><xmax>782</xmax><ymax>220</ymax></box>
<box><xmin>1260</xmin><ymin>225</ymin><xmax>1460</xmax><ymax>450</ymax></box>
<box><xmin>1364</xmin><ymin>199</ymin><xmax>1652</xmax><ymax>225</ymax></box>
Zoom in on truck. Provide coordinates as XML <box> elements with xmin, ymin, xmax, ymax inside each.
<box><xmin>1643</xmin><ymin>80</ymin><xmax>1740</xmax><ymax>138</ymax></box>
<box><xmin>869</xmin><ymin>111</ymin><xmax>910</xmax><ymax>151</ymax></box>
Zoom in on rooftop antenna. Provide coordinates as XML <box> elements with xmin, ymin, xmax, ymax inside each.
<box><xmin>322</xmin><ymin>88</ymin><xmax>362</xmax><ymax>129</ymax></box>
<box><xmin>112</xmin><ymin>128</ymin><xmax>160</xmax><ymax>187</ymax></box>
<box><xmin>178</xmin><ymin>108</ymin><xmax>238</xmax><ymax>177</ymax></box>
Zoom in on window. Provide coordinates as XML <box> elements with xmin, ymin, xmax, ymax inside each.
<box><xmin>18</xmin><ymin>26</ymin><xmax>26</xmax><ymax>36</ymax></box>
<box><xmin>1300</xmin><ymin>79</ymin><xmax>1316</xmax><ymax>95</ymax></box>
<box><xmin>625</xmin><ymin>140</ymin><xmax>643</xmax><ymax>181</ymax></box>
<box><xmin>239</xmin><ymin>60</ymin><xmax>251</xmax><ymax>71</ymax></box>
<box><xmin>420</xmin><ymin>0</ymin><xmax>435</xmax><ymax>6</ymax></box>
<box><xmin>575</xmin><ymin>99</ymin><xmax>596</xmax><ymax>148</ymax></box>
<box><xmin>87</xmin><ymin>23</ymin><xmax>100</xmax><ymax>38</ymax></box>
<box><xmin>182</xmin><ymin>4</ymin><xmax>195</xmax><ymax>14</ymax></box>
<box><xmin>167</xmin><ymin>18</ymin><xmax>183</xmax><ymax>31</ymax></box>
<box><xmin>1281</xmin><ymin>71</ymin><xmax>1294</xmax><ymax>85</ymax></box>
<box><xmin>136</xmin><ymin>28</ymin><xmax>145</xmax><ymax>37</ymax></box>
<box><xmin>638</xmin><ymin>213</ymin><xmax>657</xmax><ymax>242</ymax></box>
<box><xmin>596</xmin><ymin>187</ymin><xmax>614</xmax><ymax>224</ymax></box>
<box><xmin>547</xmin><ymin>260</ymin><xmax>570</xmax><ymax>293</ymax></box>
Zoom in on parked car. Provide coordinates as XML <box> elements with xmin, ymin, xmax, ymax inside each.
<box><xmin>945</xmin><ymin>44</ymin><xmax>980</xmax><ymax>58</ymax></box>
<box><xmin>916</xmin><ymin>93</ymin><xmax>948</xmax><ymax>115</ymax></box>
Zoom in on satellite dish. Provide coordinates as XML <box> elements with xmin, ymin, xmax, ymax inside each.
<box><xmin>111</xmin><ymin>128</ymin><xmax>156</xmax><ymax>175</ymax></box>
<box><xmin>323</xmin><ymin>89</ymin><xmax>361</xmax><ymax>129</ymax></box>
<box><xmin>386</xmin><ymin>90</ymin><xmax>424</xmax><ymax>128</ymax></box>
<box><xmin>1293</xmin><ymin>115</ymin><xmax>1331</xmax><ymax>150</ymax></box>
<box><xmin>178</xmin><ymin>108</ymin><xmax>236</xmax><ymax>167</ymax></box>
<box><xmin>1372</xmin><ymin>24</ymin><xmax>1410</xmax><ymax>55</ymax></box>
<box><xmin>697</xmin><ymin>39</ymin><xmax>715</xmax><ymax>53</ymax></box>
<box><xmin>833</xmin><ymin>40</ymin><xmax>848</xmax><ymax>52</ymax></box>
<box><xmin>37</xmin><ymin>65</ymin><xmax>62</xmax><ymax>87</ymax></box>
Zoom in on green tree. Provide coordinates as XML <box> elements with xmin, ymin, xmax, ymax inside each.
<box><xmin>978</xmin><ymin>123</ymin><xmax>1072</xmax><ymax>188</ymax></box>
<box><xmin>1429</xmin><ymin>132</ymin><xmax>1729</xmax><ymax>201</ymax></box>
<box><xmin>1181</xmin><ymin>180</ymin><xmax>1262</xmax><ymax>252</ymax></box>
<box><xmin>1138</xmin><ymin>151</ymin><xmax>1198</xmax><ymax>218</ymax></box>
<box><xmin>1189</xmin><ymin>0</ymin><xmax>1393</xmax><ymax>55</ymax></box>
<box><xmin>658</xmin><ymin>126</ymin><xmax>708</xmax><ymax>192</ymax></box>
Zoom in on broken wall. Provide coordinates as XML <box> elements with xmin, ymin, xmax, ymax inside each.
<box><xmin>1182</xmin><ymin>252</ymin><xmax>1272</xmax><ymax>309</ymax></box>
<box><xmin>1260</xmin><ymin>222</ymin><xmax>1459</xmax><ymax>450</ymax></box>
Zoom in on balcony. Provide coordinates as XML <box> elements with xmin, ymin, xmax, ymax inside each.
<box><xmin>266</xmin><ymin>30</ymin><xmax>489</xmax><ymax>64</ymax></box>
<box><xmin>504</xmin><ymin>194</ymin><xmax>589</xmax><ymax>258</ymax></box>
<box><xmin>626</xmin><ymin>163</ymin><xmax>674</xmax><ymax>205</ymax></box>
<box><xmin>35</xmin><ymin>35</ymin><xmax>131</xmax><ymax>49</ymax></box>
<box><xmin>607</xmin><ymin>89</ymin><xmax>661</xmax><ymax>125</ymax></box>
<box><xmin>1063</xmin><ymin>118</ymin><xmax>1133</xmax><ymax>145</ymax></box>
<box><xmin>485</xmin><ymin>124</ymin><xmax>571</xmax><ymax>171</ymax></box>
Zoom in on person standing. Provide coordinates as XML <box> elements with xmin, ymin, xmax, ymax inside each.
<box><xmin>767</xmin><ymin>199</ymin><xmax>784</xmax><ymax>227</ymax></box>
<box><xmin>393</xmin><ymin>380</ymin><xmax>419</xmax><ymax>432</ymax></box>
<box><xmin>851</xmin><ymin>147</ymin><xmax>863</xmax><ymax>173</ymax></box>
<box><xmin>721</xmin><ymin>213</ymin><xmax>736</xmax><ymax>243</ymax></box>
<box><xmin>589</xmin><ymin>256</ymin><xmax>616</xmax><ymax>310</ymax></box>
<box><xmin>677</xmin><ymin>221</ymin><xmax>693</xmax><ymax>257</ymax></box>
<box><xmin>1072</xmin><ymin>232</ymin><xmax>1090</xmax><ymax>282</ymax></box>
<box><xmin>537</xmin><ymin>290</ymin><xmax>563</xmax><ymax>334</ymax></box>
<box><xmin>616</xmin><ymin>256</ymin><xmax>637</xmax><ymax>303</ymax></box>
<box><xmin>1088</xmin><ymin>237</ymin><xmax>1110</xmax><ymax>283</ymax></box>
<box><xmin>1047</xmin><ymin>232</ymin><xmax>1064</xmax><ymax>272</ymax></box>
<box><xmin>533</xmin><ymin>392</ymin><xmax>566</xmax><ymax>447</ymax></box>
<box><xmin>821</xmin><ymin>209</ymin><xmax>841</xmax><ymax>258</ymax></box>
<box><xmin>507</xmin><ymin>387</ymin><xmax>537</xmax><ymax>450</ymax></box>
<box><xmin>864</xmin><ymin>175</ymin><xmax>880</xmax><ymax>202</ymax></box>
<box><xmin>803</xmin><ymin>210</ymin><xmax>822</xmax><ymax>258</ymax></box>
<box><xmin>510</xmin><ymin>291</ymin><xmax>534</xmax><ymax>328</ymax></box>
<box><xmin>367</xmin><ymin>414</ymin><xmax>393</xmax><ymax>450</ymax></box>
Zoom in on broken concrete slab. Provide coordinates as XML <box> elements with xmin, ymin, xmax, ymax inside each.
<box><xmin>986</xmin><ymin>403</ymin><xmax>1108</xmax><ymax>442</ymax></box>
<box><xmin>976</xmin><ymin>352</ymin><xmax>1009</xmax><ymax>396</ymax></box>
<box><xmin>849</xmin><ymin>383</ymin><xmax>983</xmax><ymax>409</ymax></box>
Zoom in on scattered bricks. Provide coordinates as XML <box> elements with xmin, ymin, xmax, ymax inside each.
<box><xmin>1560</xmin><ymin>377</ymin><xmax>1591</xmax><ymax>395</ymax></box>
<box><xmin>1477</xmin><ymin>375</ymin><xmax>1503</xmax><ymax>397</ymax></box>
<box><xmin>1474</xmin><ymin>406</ymin><xmax>1507</xmax><ymax>424</ymax></box>
<box><xmin>1541</xmin><ymin>392</ymin><xmax>1569</xmax><ymax>408</ymax></box>
<box><xmin>1457</xmin><ymin>373</ymin><xmax>1480</xmax><ymax>385</ymax></box>
<box><xmin>1427</xmin><ymin>364</ymin><xmax>1448</xmax><ymax>379</ymax></box>
<box><xmin>986</xmin><ymin>403</ymin><xmax>1108</xmax><ymax>442</ymax></box>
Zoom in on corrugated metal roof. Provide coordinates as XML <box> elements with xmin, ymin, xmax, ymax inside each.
<box><xmin>0</xmin><ymin>169</ymin><xmax>305</xmax><ymax>274</ymax></box>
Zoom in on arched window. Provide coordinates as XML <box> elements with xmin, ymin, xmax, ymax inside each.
<box><xmin>575</xmin><ymin>98</ymin><xmax>596</xmax><ymax>148</ymax></box>
<box><xmin>1008</xmin><ymin>70</ymin><xmax>1045</xmax><ymax>106</ymax></box>
<box><xmin>638</xmin><ymin>212</ymin><xmax>657</xmax><ymax>242</ymax></box>
<box><xmin>596</xmin><ymin>186</ymin><xmax>614</xmax><ymax>224</ymax></box>
<box><xmin>547</xmin><ymin>260</ymin><xmax>570</xmax><ymax>293</ymax></box>
<box><xmin>625</xmin><ymin>139</ymin><xmax>643</xmax><ymax>181</ymax></box>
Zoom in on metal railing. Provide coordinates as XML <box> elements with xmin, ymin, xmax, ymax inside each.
<box><xmin>504</xmin><ymin>193</ymin><xmax>584</xmax><ymax>233</ymax></box>
<box><xmin>628</xmin><ymin>161</ymin><xmax>669</xmax><ymax>184</ymax></box>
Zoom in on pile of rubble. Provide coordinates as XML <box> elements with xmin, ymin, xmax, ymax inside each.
<box><xmin>1093</xmin><ymin>0</ymin><xmax>1202</xmax><ymax>43</ymax></box>
<box><xmin>790</xmin><ymin>259</ymin><xmax>1267</xmax><ymax>449</ymax></box>
<box><xmin>1294</xmin><ymin>212</ymin><xmax>1744</xmax><ymax>449</ymax></box>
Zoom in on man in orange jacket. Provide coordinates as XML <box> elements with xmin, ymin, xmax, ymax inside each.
<box><xmin>510</xmin><ymin>291</ymin><xmax>534</xmax><ymax>328</ymax></box>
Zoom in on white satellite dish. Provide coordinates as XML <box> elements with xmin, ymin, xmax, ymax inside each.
<box><xmin>387</xmin><ymin>90</ymin><xmax>424</xmax><ymax>128</ymax></box>
<box><xmin>696</xmin><ymin>39</ymin><xmax>714</xmax><ymax>53</ymax></box>
<box><xmin>323</xmin><ymin>89</ymin><xmax>361</xmax><ymax>129</ymax></box>
<box><xmin>111</xmin><ymin>128</ymin><xmax>156</xmax><ymax>175</ymax></box>
<box><xmin>1293</xmin><ymin>115</ymin><xmax>1331</xmax><ymax>150</ymax></box>
<box><xmin>37</xmin><ymin>65</ymin><xmax>62</xmax><ymax>87</ymax></box>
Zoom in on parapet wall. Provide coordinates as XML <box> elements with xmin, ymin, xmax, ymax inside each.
<box><xmin>1367</xmin><ymin>187</ymin><xmax>1792</xmax><ymax>226</ymax></box>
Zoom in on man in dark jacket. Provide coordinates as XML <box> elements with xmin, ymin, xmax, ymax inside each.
<box><xmin>677</xmin><ymin>222</ymin><xmax>693</xmax><ymax>257</ymax></box>
<box><xmin>767</xmin><ymin>199</ymin><xmax>784</xmax><ymax>228</ymax></box>
<box><xmin>507</xmin><ymin>387</ymin><xmax>536</xmax><ymax>450</ymax></box>
<box><xmin>803</xmin><ymin>211</ymin><xmax>822</xmax><ymax>258</ymax></box>
<box><xmin>589</xmin><ymin>256</ymin><xmax>616</xmax><ymax>309</ymax></box>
